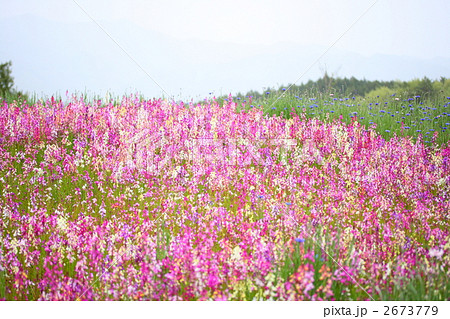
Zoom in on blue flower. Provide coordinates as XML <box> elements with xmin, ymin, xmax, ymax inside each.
<box><xmin>285</xmin><ymin>202</ymin><xmax>292</xmax><ymax>206</ymax></box>
<box><xmin>295</xmin><ymin>238</ymin><xmax>305</xmax><ymax>243</ymax></box>
<box><xmin>315</xmin><ymin>254</ymin><xmax>325</xmax><ymax>262</ymax></box>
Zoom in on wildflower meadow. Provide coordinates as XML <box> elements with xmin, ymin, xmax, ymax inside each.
<box><xmin>0</xmin><ymin>93</ymin><xmax>448</xmax><ymax>300</ymax></box>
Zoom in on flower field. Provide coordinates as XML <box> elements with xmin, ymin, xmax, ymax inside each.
<box><xmin>0</xmin><ymin>94</ymin><xmax>449</xmax><ymax>300</ymax></box>
<box><xmin>236</xmin><ymin>92</ymin><xmax>450</xmax><ymax>147</ymax></box>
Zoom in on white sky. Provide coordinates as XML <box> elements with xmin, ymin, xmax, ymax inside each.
<box><xmin>1</xmin><ymin>0</ymin><xmax>449</xmax><ymax>99</ymax></box>
<box><xmin>3</xmin><ymin>0</ymin><xmax>449</xmax><ymax>58</ymax></box>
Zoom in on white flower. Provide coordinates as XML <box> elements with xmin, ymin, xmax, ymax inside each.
<box><xmin>231</xmin><ymin>246</ymin><xmax>242</xmax><ymax>262</ymax></box>
<box><xmin>56</xmin><ymin>216</ymin><xmax>68</xmax><ymax>232</ymax></box>
<box><xmin>437</xmin><ymin>178</ymin><xmax>446</xmax><ymax>187</ymax></box>
<box><xmin>429</xmin><ymin>247</ymin><xmax>444</xmax><ymax>259</ymax></box>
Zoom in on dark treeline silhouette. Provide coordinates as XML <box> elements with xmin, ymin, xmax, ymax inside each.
<box><xmin>0</xmin><ymin>60</ymin><xmax>29</xmax><ymax>103</ymax></box>
<box><xmin>234</xmin><ymin>73</ymin><xmax>450</xmax><ymax>101</ymax></box>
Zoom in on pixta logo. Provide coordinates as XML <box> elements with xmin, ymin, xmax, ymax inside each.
<box><xmin>324</xmin><ymin>306</ymin><xmax>368</xmax><ymax>318</ymax></box>
<box><xmin>126</xmin><ymin>128</ymin><xmax>297</xmax><ymax>170</ymax></box>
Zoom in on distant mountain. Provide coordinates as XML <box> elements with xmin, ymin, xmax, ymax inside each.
<box><xmin>1</xmin><ymin>14</ymin><xmax>449</xmax><ymax>100</ymax></box>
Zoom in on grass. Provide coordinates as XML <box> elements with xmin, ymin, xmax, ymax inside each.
<box><xmin>225</xmin><ymin>90</ymin><xmax>450</xmax><ymax>147</ymax></box>
<box><xmin>5</xmin><ymin>88</ymin><xmax>449</xmax><ymax>146</ymax></box>
<box><xmin>0</xmin><ymin>93</ymin><xmax>448</xmax><ymax>300</ymax></box>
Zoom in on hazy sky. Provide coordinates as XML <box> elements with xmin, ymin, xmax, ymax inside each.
<box><xmin>1</xmin><ymin>0</ymin><xmax>449</xmax><ymax>99</ymax></box>
<box><xmin>3</xmin><ymin>0</ymin><xmax>449</xmax><ymax>58</ymax></box>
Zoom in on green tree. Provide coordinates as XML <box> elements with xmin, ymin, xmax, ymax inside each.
<box><xmin>408</xmin><ymin>77</ymin><xmax>434</xmax><ymax>99</ymax></box>
<box><xmin>433</xmin><ymin>78</ymin><xmax>450</xmax><ymax>97</ymax></box>
<box><xmin>365</xmin><ymin>86</ymin><xmax>397</xmax><ymax>99</ymax></box>
<box><xmin>0</xmin><ymin>61</ymin><xmax>14</xmax><ymax>96</ymax></box>
<box><xmin>0</xmin><ymin>61</ymin><xmax>30</xmax><ymax>103</ymax></box>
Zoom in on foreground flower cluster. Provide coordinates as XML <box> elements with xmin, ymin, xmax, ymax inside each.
<box><xmin>0</xmin><ymin>95</ymin><xmax>448</xmax><ymax>300</ymax></box>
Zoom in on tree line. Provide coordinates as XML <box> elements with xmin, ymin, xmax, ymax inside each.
<box><xmin>238</xmin><ymin>72</ymin><xmax>450</xmax><ymax>101</ymax></box>
<box><xmin>1</xmin><ymin>60</ymin><xmax>449</xmax><ymax>104</ymax></box>
<box><xmin>0</xmin><ymin>61</ymin><xmax>29</xmax><ymax>102</ymax></box>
